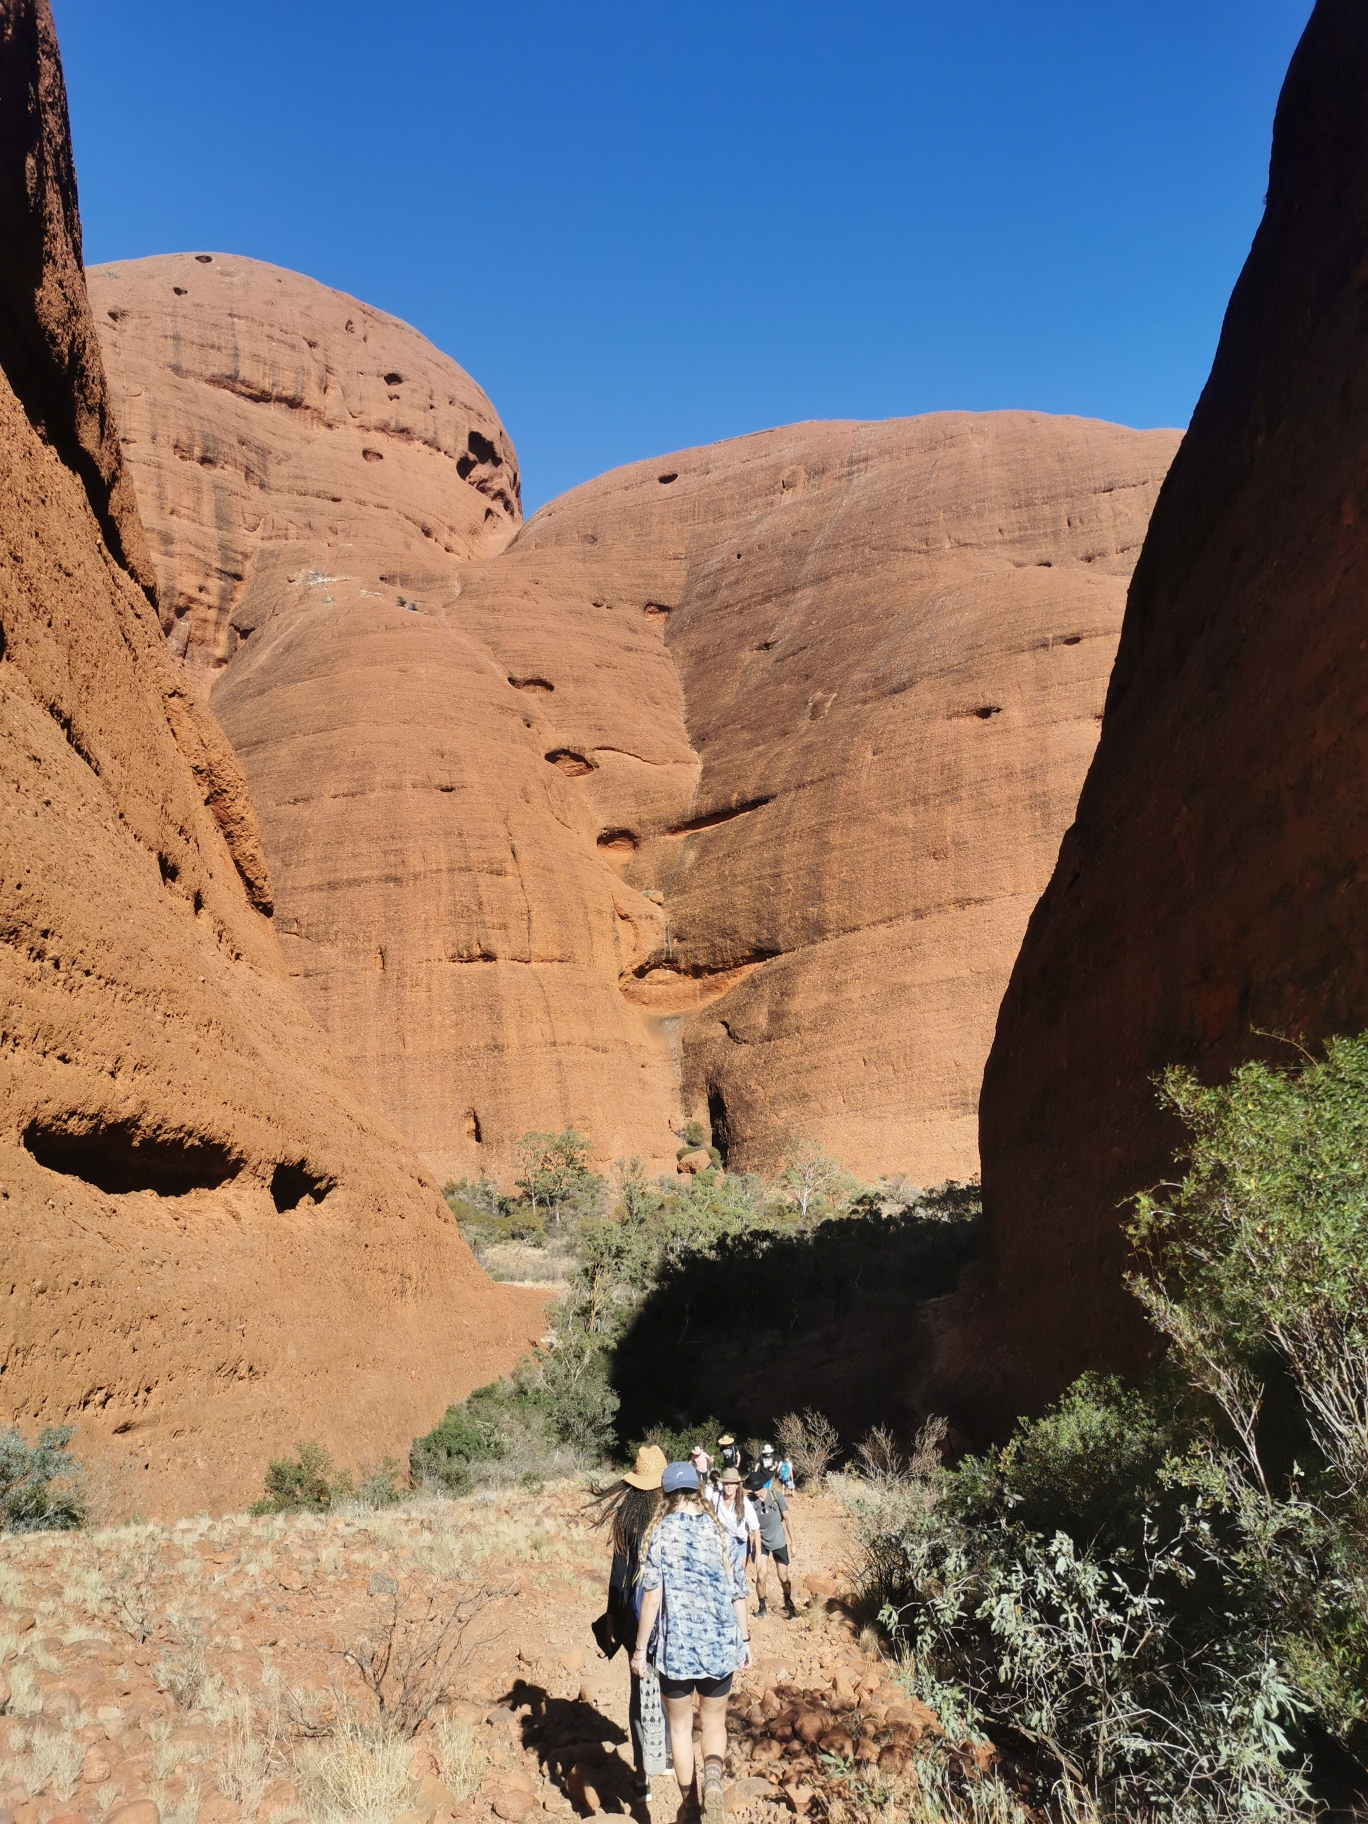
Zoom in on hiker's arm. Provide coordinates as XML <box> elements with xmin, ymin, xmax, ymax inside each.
<box><xmin>629</xmin><ymin>1586</ymin><xmax>661</xmax><ymax>1674</ymax></box>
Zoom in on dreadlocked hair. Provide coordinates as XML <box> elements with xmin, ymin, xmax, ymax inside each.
<box><xmin>585</xmin><ymin>1478</ymin><xmax>661</xmax><ymax>1561</ymax></box>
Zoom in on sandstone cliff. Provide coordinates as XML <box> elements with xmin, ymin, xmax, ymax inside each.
<box><xmin>91</xmin><ymin>253</ymin><xmax>519</xmax><ymax>687</ymax></box>
<box><xmin>946</xmin><ymin>0</ymin><xmax>1368</xmax><ymax>1430</ymax></box>
<box><xmin>0</xmin><ymin>2</ymin><xmax>545</xmax><ymax>1515</ymax></box>
<box><xmin>86</xmin><ymin>261</ymin><xmax>1178</xmax><ymax>1188</ymax></box>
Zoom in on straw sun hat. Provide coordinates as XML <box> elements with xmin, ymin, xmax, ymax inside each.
<box><xmin>622</xmin><ymin>1444</ymin><xmax>668</xmax><ymax>1490</ymax></box>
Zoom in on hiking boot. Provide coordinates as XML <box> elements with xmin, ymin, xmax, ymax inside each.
<box><xmin>784</xmin><ymin>1593</ymin><xmax>799</xmax><ymax>1618</ymax></box>
<box><xmin>674</xmin><ymin>1787</ymin><xmax>701</xmax><ymax>1824</ymax></box>
<box><xmin>701</xmin><ymin>1770</ymin><xmax>726</xmax><ymax>1821</ymax></box>
<box><xmin>756</xmin><ymin>1597</ymin><xmax>768</xmax><ymax>1617</ymax></box>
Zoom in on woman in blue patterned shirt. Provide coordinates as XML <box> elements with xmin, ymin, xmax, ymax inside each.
<box><xmin>630</xmin><ymin>1461</ymin><xmax>751</xmax><ymax>1821</ymax></box>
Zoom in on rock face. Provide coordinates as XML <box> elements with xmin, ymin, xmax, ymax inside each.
<box><xmin>456</xmin><ymin>418</ymin><xmax>1179</xmax><ymax>1183</ymax></box>
<box><xmin>0</xmin><ymin>3</ymin><xmax>545</xmax><ymax>1515</ymax></box>
<box><xmin>945</xmin><ymin>0</ymin><xmax>1368</xmax><ymax>1430</ymax></box>
<box><xmin>91</xmin><ymin>253</ymin><xmax>519</xmax><ymax>688</ymax></box>
<box><xmin>88</xmin><ymin>264</ymin><xmax>1177</xmax><ymax>1189</ymax></box>
<box><xmin>0</xmin><ymin>0</ymin><xmax>155</xmax><ymax>600</ymax></box>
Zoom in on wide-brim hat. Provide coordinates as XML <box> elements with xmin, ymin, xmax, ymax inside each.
<box><xmin>717</xmin><ymin>1433</ymin><xmax>736</xmax><ymax>1446</ymax></box>
<box><xmin>720</xmin><ymin>1467</ymin><xmax>743</xmax><ymax>1486</ymax></box>
<box><xmin>623</xmin><ymin>1444</ymin><xmax>667</xmax><ymax>1490</ymax></box>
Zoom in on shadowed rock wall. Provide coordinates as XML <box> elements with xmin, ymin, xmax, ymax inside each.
<box><xmin>941</xmin><ymin>0</ymin><xmax>1368</xmax><ymax>1432</ymax></box>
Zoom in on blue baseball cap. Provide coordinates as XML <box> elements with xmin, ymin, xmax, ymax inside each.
<box><xmin>662</xmin><ymin>1461</ymin><xmax>701</xmax><ymax>1494</ymax></box>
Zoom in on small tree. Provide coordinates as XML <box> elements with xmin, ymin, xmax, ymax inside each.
<box><xmin>514</xmin><ymin>1130</ymin><xmax>602</xmax><ymax>1229</ymax></box>
<box><xmin>779</xmin><ymin>1140</ymin><xmax>851</xmax><ymax>1221</ymax></box>
<box><xmin>777</xmin><ymin>1408</ymin><xmax>840</xmax><ymax>1485</ymax></box>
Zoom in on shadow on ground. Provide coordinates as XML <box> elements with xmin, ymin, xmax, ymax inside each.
<box><xmin>502</xmin><ymin>1678</ymin><xmax>645</xmax><ymax>1819</ymax></box>
<box><xmin>610</xmin><ymin>1198</ymin><xmax>981</xmax><ymax>1451</ymax></box>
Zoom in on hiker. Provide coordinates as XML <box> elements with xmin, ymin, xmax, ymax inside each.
<box><xmin>587</xmin><ymin>1445</ymin><xmax>669</xmax><ymax>1804</ymax></box>
<box><xmin>630</xmin><ymin>1461</ymin><xmax>750</xmax><ymax>1821</ymax></box>
<box><xmin>717</xmin><ymin>1433</ymin><xmax>744</xmax><ymax>1474</ymax></box>
<box><xmin>709</xmin><ymin>1465</ymin><xmax>760</xmax><ymax>1591</ymax></box>
<box><xmin>689</xmin><ymin>1443</ymin><xmax>713</xmax><ymax>1485</ymax></box>
<box><xmin>757</xmin><ymin>1441</ymin><xmax>795</xmax><ymax>1496</ymax></box>
<box><xmin>746</xmin><ymin>1469</ymin><xmax>798</xmax><ymax>1618</ymax></box>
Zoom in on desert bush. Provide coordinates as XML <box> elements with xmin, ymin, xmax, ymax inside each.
<box><xmin>252</xmin><ymin>1441</ymin><xmax>343</xmax><ymax>1514</ymax></box>
<box><xmin>0</xmin><ymin>1425</ymin><xmax>84</xmax><ymax>1532</ymax></box>
<box><xmin>343</xmin><ymin>1570</ymin><xmax>502</xmax><ymax>1736</ymax></box>
<box><xmin>776</xmin><ymin>1408</ymin><xmax>840</xmax><ymax>1486</ymax></box>
<box><xmin>859</xmin><ymin>1037</ymin><xmax>1368</xmax><ymax>1818</ymax></box>
<box><xmin>105</xmin><ymin>1529</ymin><xmax>163</xmax><ymax>1641</ymax></box>
<box><xmin>410</xmin><ymin>1397</ymin><xmax>507</xmax><ymax>1494</ymax></box>
<box><xmin>252</xmin><ymin>1442</ymin><xmax>399</xmax><ymax>1514</ymax></box>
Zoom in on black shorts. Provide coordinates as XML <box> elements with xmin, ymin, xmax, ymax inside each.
<box><xmin>659</xmin><ymin>1672</ymin><xmax>734</xmax><ymax>1700</ymax></box>
<box><xmin>762</xmin><ymin>1545</ymin><xmax>790</xmax><ymax>1566</ymax></box>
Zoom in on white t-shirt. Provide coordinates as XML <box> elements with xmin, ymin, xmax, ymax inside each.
<box><xmin>708</xmin><ymin>1486</ymin><xmax>759</xmax><ymax>1548</ymax></box>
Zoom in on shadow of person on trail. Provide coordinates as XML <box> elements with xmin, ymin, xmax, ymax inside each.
<box><xmin>502</xmin><ymin>1677</ymin><xmax>642</xmax><ymax>1818</ymax></box>
<box><xmin>610</xmin><ymin>1191</ymin><xmax>981</xmax><ymax>1451</ymax></box>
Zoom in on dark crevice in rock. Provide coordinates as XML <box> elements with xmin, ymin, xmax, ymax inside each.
<box><xmin>23</xmin><ymin>1116</ymin><xmax>242</xmax><ymax>1196</ymax></box>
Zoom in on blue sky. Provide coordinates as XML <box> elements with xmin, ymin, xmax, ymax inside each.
<box><xmin>56</xmin><ymin>2</ymin><xmax>1312</xmax><ymax>513</ymax></box>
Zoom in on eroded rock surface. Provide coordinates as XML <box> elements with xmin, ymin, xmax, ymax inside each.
<box><xmin>0</xmin><ymin>6</ymin><xmax>544</xmax><ymax>1515</ymax></box>
<box><xmin>945</xmin><ymin>0</ymin><xmax>1368</xmax><ymax>1430</ymax></box>
<box><xmin>478</xmin><ymin>417</ymin><xmax>1178</xmax><ymax>1181</ymax></box>
<box><xmin>90</xmin><ymin>253</ymin><xmax>520</xmax><ymax>687</ymax></box>
<box><xmin>91</xmin><ymin>262</ymin><xmax>1177</xmax><ymax>1189</ymax></box>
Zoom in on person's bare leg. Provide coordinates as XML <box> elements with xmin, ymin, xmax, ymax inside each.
<box><xmin>756</xmin><ymin>1554</ymin><xmax>770</xmax><ymax>1613</ymax></box>
<box><xmin>663</xmin><ymin>1693</ymin><xmax>696</xmax><ymax>1806</ymax></box>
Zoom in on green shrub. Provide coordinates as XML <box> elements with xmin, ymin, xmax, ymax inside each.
<box><xmin>860</xmin><ymin>1035</ymin><xmax>1368</xmax><ymax>1818</ymax></box>
<box><xmin>251</xmin><ymin>1441</ymin><xmax>342</xmax><ymax>1514</ymax></box>
<box><xmin>0</xmin><ymin>1425</ymin><xmax>83</xmax><ymax>1532</ymax></box>
<box><xmin>410</xmin><ymin>1395</ymin><xmax>507</xmax><ymax>1493</ymax></box>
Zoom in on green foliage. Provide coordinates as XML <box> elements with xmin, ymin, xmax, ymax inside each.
<box><xmin>251</xmin><ymin>1442</ymin><xmax>402</xmax><ymax>1514</ymax></box>
<box><xmin>410</xmin><ymin>1394</ymin><xmax>507</xmax><ymax>1493</ymax></box>
<box><xmin>0</xmin><ymin>1425</ymin><xmax>84</xmax><ymax>1532</ymax></box>
<box><xmin>513</xmin><ymin>1130</ymin><xmax>603</xmax><ymax>1226</ymax></box>
<box><xmin>252</xmin><ymin>1441</ymin><xmax>343</xmax><ymax>1514</ymax></box>
<box><xmin>861</xmin><ymin>1035</ymin><xmax>1368</xmax><ymax>1818</ymax></box>
<box><xmin>983</xmin><ymin>1371</ymin><xmax>1181</xmax><ymax>1545</ymax></box>
<box><xmin>630</xmin><ymin>1417</ymin><xmax>726</xmax><ymax>1466</ymax></box>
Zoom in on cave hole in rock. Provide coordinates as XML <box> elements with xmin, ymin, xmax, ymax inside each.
<box><xmin>458</xmin><ymin>431</ymin><xmax>501</xmax><ymax>480</ymax></box>
<box><xmin>464</xmin><ymin>1109</ymin><xmax>483</xmax><ymax>1145</ymax></box>
<box><xmin>23</xmin><ymin>1118</ymin><xmax>242</xmax><ymax>1197</ymax></box>
<box><xmin>707</xmin><ymin>1086</ymin><xmax>730</xmax><ymax>1168</ymax></box>
<box><xmin>545</xmin><ymin>749</ymin><xmax>596</xmax><ymax>777</ymax></box>
<box><xmin>157</xmin><ymin>852</ymin><xmax>179</xmax><ymax>884</ymax></box>
<box><xmin>270</xmin><ymin>1161</ymin><xmax>335</xmax><ymax>1213</ymax></box>
<box><xmin>106</xmin><ymin>308</ymin><xmax>126</xmax><ymax>323</ymax></box>
<box><xmin>597</xmin><ymin>828</ymin><xmax>638</xmax><ymax>855</ymax></box>
<box><xmin>383</xmin><ymin>372</ymin><xmax>403</xmax><ymax>386</ymax></box>
<box><xmin>194</xmin><ymin>254</ymin><xmax>212</xmax><ymax>263</ymax></box>
<box><xmin>509</xmin><ymin>675</ymin><xmax>554</xmax><ymax>693</ymax></box>
<box><xmin>172</xmin><ymin>286</ymin><xmax>187</xmax><ymax>296</ymax></box>
<box><xmin>974</xmin><ymin>704</ymin><xmax>1003</xmax><ymax>719</ymax></box>
<box><xmin>657</xmin><ymin>472</ymin><xmax>678</xmax><ymax>484</ymax></box>
<box><xmin>1060</xmin><ymin>634</ymin><xmax>1082</xmax><ymax>646</ymax></box>
<box><xmin>643</xmin><ymin>603</ymin><xmax>672</xmax><ymax>623</ymax></box>
<box><xmin>362</xmin><ymin>448</ymin><xmax>383</xmax><ymax>463</ymax></box>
